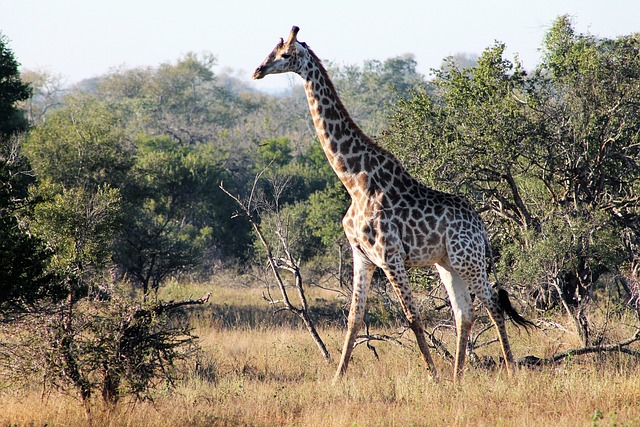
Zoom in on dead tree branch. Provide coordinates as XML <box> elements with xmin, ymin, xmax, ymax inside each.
<box><xmin>354</xmin><ymin>322</ymin><xmax>408</xmax><ymax>361</ymax></box>
<box><xmin>518</xmin><ymin>329</ymin><xmax>640</xmax><ymax>367</ymax></box>
<box><xmin>148</xmin><ymin>293</ymin><xmax>211</xmax><ymax>316</ymax></box>
<box><xmin>355</xmin><ymin>334</ymin><xmax>407</xmax><ymax>350</ymax></box>
<box><xmin>219</xmin><ymin>180</ymin><xmax>330</xmax><ymax>362</ymax></box>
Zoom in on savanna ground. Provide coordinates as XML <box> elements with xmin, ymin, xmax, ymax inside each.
<box><xmin>2</xmin><ymin>275</ymin><xmax>640</xmax><ymax>427</ymax></box>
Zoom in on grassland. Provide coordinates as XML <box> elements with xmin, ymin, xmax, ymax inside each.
<box><xmin>2</xmin><ymin>278</ymin><xmax>640</xmax><ymax>426</ymax></box>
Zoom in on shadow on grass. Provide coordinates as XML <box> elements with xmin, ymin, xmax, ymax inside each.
<box><xmin>185</xmin><ymin>299</ymin><xmax>410</xmax><ymax>330</ymax></box>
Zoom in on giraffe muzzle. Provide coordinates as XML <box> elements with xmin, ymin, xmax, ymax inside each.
<box><xmin>252</xmin><ymin>66</ymin><xmax>265</xmax><ymax>80</ymax></box>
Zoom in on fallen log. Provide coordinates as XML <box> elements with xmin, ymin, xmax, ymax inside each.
<box><xmin>517</xmin><ymin>329</ymin><xmax>640</xmax><ymax>367</ymax></box>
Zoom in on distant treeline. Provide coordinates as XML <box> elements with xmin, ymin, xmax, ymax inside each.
<box><xmin>1</xmin><ymin>15</ymin><xmax>639</xmax><ymax>321</ymax></box>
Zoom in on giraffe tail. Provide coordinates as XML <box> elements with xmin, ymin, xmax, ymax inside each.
<box><xmin>497</xmin><ymin>288</ymin><xmax>537</xmax><ymax>331</ymax></box>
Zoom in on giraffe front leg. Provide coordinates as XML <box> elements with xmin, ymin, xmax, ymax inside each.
<box><xmin>382</xmin><ymin>257</ymin><xmax>438</xmax><ymax>382</ymax></box>
<box><xmin>333</xmin><ymin>251</ymin><xmax>375</xmax><ymax>384</ymax></box>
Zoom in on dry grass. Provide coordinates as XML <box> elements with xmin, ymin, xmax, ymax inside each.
<box><xmin>2</xmin><ymin>281</ymin><xmax>640</xmax><ymax>427</ymax></box>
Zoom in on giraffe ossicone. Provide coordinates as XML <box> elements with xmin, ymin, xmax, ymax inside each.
<box><xmin>254</xmin><ymin>26</ymin><xmax>533</xmax><ymax>383</ymax></box>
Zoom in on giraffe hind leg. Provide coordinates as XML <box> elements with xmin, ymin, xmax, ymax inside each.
<box><xmin>448</xmin><ymin>257</ymin><xmax>517</xmax><ymax>376</ymax></box>
<box><xmin>435</xmin><ymin>262</ymin><xmax>475</xmax><ymax>383</ymax></box>
<box><xmin>477</xmin><ymin>286</ymin><xmax>517</xmax><ymax>376</ymax></box>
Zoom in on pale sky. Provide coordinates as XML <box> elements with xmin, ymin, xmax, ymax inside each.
<box><xmin>2</xmin><ymin>0</ymin><xmax>639</xmax><ymax>91</ymax></box>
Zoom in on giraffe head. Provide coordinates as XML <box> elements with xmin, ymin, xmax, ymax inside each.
<box><xmin>253</xmin><ymin>26</ymin><xmax>306</xmax><ymax>79</ymax></box>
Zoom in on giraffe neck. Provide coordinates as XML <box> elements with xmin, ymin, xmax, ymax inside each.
<box><xmin>298</xmin><ymin>51</ymin><xmax>382</xmax><ymax>192</ymax></box>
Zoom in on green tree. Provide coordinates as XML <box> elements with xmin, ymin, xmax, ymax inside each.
<box><xmin>0</xmin><ymin>35</ymin><xmax>64</xmax><ymax>315</ymax></box>
<box><xmin>383</xmin><ymin>17</ymin><xmax>640</xmax><ymax>344</ymax></box>
<box><xmin>256</xmin><ymin>137</ymin><xmax>293</xmax><ymax>170</ymax></box>
<box><xmin>115</xmin><ymin>136</ymin><xmax>250</xmax><ymax>298</ymax></box>
<box><xmin>329</xmin><ymin>54</ymin><xmax>425</xmax><ymax>135</ymax></box>
<box><xmin>0</xmin><ymin>138</ymin><xmax>63</xmax><ymax>315</ymax></box>
<box><xmin>530</xmin><ymin>16</ymin><xmax>640</xmax><ymax>318</ymax></box>
<box><xmin>0</xmin><ymin>33</ymin><xmax>30</xmax><ymax>137</ymax></box>
<box><xmin>305</xmin><ymin>181</ymin><xmax>349</xmax><ymax>250</ymax></box>
<box><xmin>22</xmin><ymin>94</ymin><xmax>136</xmax><ymax>304</ymax></box>
<box><xmin>253</xmin><ymin>139</ymin><xmax>349</xmax><ymax>262</ymax></box>
<box><xmin>24</xmin><ymin>95</ymin><xmax>134</xmax><ymax>192</ymax></box>
<box><xmin>257</xmin><ymin>199</ymin><xmax>321</xmax><ymax>262</ymax></box>
<box><xmin>29</xmin><ymin>183</ymin><xmax>121</xmax><ymax>299</ymax></box>
<box><xmin>98</xmin><ymin>52</ymin><xmax>254</xmax><ymax>146</ymax></box>
<box><xmin>385</xmin><ymin>42</ymin><xmax>540</xmax><ymax>228</ymax></box>
<box><xmin>538</xmin><ymin>16</ymin><xmax>640</xmax><ymax>235</ymax></box>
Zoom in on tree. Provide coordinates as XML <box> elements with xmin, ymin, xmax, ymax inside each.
<box><xmin>0</xmin><ymin>35</ymin><xmax>64</xmax><ymax>315</ymax></box>
<box><xmin>1</xmin><ymin>281</ymin><xmax>208</xmax><ymax>418</ymax></box>
<box><xmin>383</xmin><ymin>17</ymin><xmax>640</xmax><ymax>344</ymax></box>
<box><xmin>0</xmin><ymin>139</ymin><xmax>64</xmax><ymax>316</ymax></box>
<box><xmin>220</xmin><ymin>177</ymin><xmax>330</xmax><ymax>361</ymax></box>
<box><xmin>537</xmin><ymin>16</ymin><xmax>640</xmax><ymax>276</ymax></box>
<box><xmin>98</xmin><ymin>52</ymin><xmax>254</xmax><ymax>146</ymax></box>
<box><xmin>0</xmin><ymin>33</ymin><xmax>30</xmax><ymax>137</ymax></box>
<box><xmin>528</xmin><ymin>17</ymin><xmax>640</xmax><ymax>338</ymax></box>
<box><xmin>385</xmin><ymin>41</ymin><xmax>540</xmax><ymax>227</ymax></box>
<box><xmin>19</xmin><ymin>68</ymin><xmax>66</xmax><ymax>124</ymax></box>
<box><xmin>23</xmin><ymin>95</ymin><xmax>134</xmax><ymax>192</ymax></box>
<box><xmin>255</xmin><ymin>137</ymin><xmax>293</xmax><ymax>171</ymax></box>
<box><xmin>305</xmin><ymin>181</ymin><xmax>350</xmax><ymax>250</ymax></box>
<box><xmin>328</xmin><ymin>54</ymin><xmax>425</xmax><ymax>135</ymax></box>
<box><xmin>28</xmin><ymin>182</ymin><xmax>122</xmax><ymax>299</ymax></box>
<box><xmin>115</xmin><ymin>136</ymin><xmax>250</xmax><ymax>298</ymax></box>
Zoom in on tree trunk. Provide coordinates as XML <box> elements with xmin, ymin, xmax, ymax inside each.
<box><xmin>553</xmin><ymin>278</ymin><xmax>590</xmax><ymax>346</ymax></box>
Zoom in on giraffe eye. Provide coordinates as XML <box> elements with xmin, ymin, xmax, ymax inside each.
<box><xmin>281</xmin><ymin>53</ymin><xmax>291</xmax><ymax>59</ymax></box>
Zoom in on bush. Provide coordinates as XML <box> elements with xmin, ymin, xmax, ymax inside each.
<box><xmin>0</xmin><ymin>286</ymin><xmax>200</xmax><ymax>413</ymax></box>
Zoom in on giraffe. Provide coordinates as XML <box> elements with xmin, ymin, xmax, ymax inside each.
<box><xmin>253</xmin><ymin>26</ymin><xmax>532</xmax><ymax>383</ymax></box>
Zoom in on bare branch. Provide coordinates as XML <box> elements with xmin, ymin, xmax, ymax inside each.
<box><xmin>355</xmin><ymin>334</ymin><xmax>407</xmax><ymax>349</ymax></box>
<box><xmin>518</xmin><ymin>330</ymin><xmax>640</xmax><ymax>367</ymax></box>
<box><xmin>220</xmin><ymin>177</ymin><xmax>331</xmax><ymax>361</ymax></box>
<box><xmin>150</xmin><ymin>293</ymin><xmax>210</xmax><ymax>315</ymax></box>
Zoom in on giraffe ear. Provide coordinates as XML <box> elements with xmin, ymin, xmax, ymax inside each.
<box><xmin>285</xmin><ymin>26</ymin><xmax>300</xmax><ymax>46</ymax></box>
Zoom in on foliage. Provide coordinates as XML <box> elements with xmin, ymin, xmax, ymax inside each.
<box><xmin>0</xmin><ymin>36</ymin><xmax>63</xmax><ymax>315</ymax></box>
<box><xmin>305</xmin><ymin>181</ymin><xmax>350</xmax><ymax>249</ymax></box>
<box><xmin>22</xmin><ymin>94</ymin><xmax>127</xmax><ymax>298</ymax></box>
<box><xmin>2</xmin><ymin>290</ymin><xmax>198</xmax><ymax>409</ymax></box>
<box><xmin>115</xmin><ymin>136</ymin><xmax>249</xmax><ymax>296</ymax></box>
<box><xmin>0</xmin><ymin>178</ymin><xmax>62</xmax><ymax>314</ymax></box>
<box><xmin>0</xmin><ymin>212</ymin><xmax>60</xmax><ymax>313</ymax></box>
<box><xmin>19</xmin><ymin>68</ymin><xmax>65</xmax><ymax>124</ymax></box>
<box><xmin>16</xmin><ymin>43</ymin><xmax>428</xmax><ymax>293</ymax></box>
<box><xmin>23</xmin><ymin>85</ymin><xmax>251</xmax><ymax>296</ymax></box>
<box><xmin>257</xmin><ymin>200</ymin><xmax>318</xmax><ymax>262</ymax></box>
<box><xmin>255</xmin><ymin>137</ymin><xmax>293</xmax><ymax>170</ymax></box>
<box><xmin>383</xmin><ymin>17</ymin><xmax>640</xmax><ymax>328</ymax></box>
<box><xmin>23</xmin><ymin>95</ymin><xmax>134</xmax><ymax>192</ymax></box>
<box><xmin>98</xmin><ymin>52</ymin><xmax>256</xmax><ymax>146</ymax></box>
<box><xmin>328</xmin><ymin>54</ymin><xmax>426</xmax><ymax>135</ymax></box>
<box><xmin>0</xmin><ymin>33</ymin><xmax>31</xmax><ymax>137</ymax></box>
<box><xmin>28</xmin><ymin>182</ymin><xmax>122</xmax><ymax>298</ymax></box>
<box><xmin>252</xmin><ymin>139</ymin><xmax>349</xmax><ymax>263</ymax></box>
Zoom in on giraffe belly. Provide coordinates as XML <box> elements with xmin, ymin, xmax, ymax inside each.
<box><xmin>402</xmin><ymin>231</ymin><xmax>447</xmax><ymax>268</ymax></box>
<box><xmin>343</xmin><ymin>212</ymin><xmax>446</xmax><ymax>269</ymax></box>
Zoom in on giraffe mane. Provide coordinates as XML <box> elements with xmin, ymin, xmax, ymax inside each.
<box><xmin>302</xmin><ymin>43</ymin><xmax>399</xmax><ymax>159</ymax></box>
